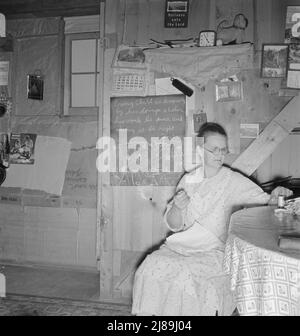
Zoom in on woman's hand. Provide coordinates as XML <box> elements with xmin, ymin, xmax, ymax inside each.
<box><xmin>268</xmin><ymin>186</ymin><xmax>293</xmax><ymax>205</ymax></box>
<box><xmin>173</xmin><ymin>189</ymin><xmax>190</xmax><ymax>210</ymax></box>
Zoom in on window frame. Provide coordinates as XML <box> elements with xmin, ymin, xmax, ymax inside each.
<box><xmin>63</xmin><ymin>31</ymin><xmax>100</xmax><ymax>116</ymax></box>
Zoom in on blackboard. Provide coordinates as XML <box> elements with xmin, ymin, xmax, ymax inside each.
<box><xmin>110</xmin><ymin>95</ymin><xmax>186</xmax><ymax>186</ymax></box>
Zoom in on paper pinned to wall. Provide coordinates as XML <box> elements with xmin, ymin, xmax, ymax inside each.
<box><xmin>0</xmin><ymin>61</ymin><xmax>9</xmax><ymax>85</ymax></box>
<box><xmin>3</xmin><ymin>135</ymin><xmax>72</xmax><ymax>195</ymax></box>
<box><xmin>155</xmin><ymin>77</ymin><xmax>195</xmax><ymax>111</ymax></box>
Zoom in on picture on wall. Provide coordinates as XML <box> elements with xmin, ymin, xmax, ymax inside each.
<box><xmin>288</xmin><ymin>43</ymin><xmax>300</xmax><ymax>70</ymax></box>
<box><xmin>27</xmin><ymin>75</ymin><xmax>44</xmax><ymax>100</ymax></box>
<box><xmin>10</xmin><ymin>133</ymin><xmax>37</xmax><ymax>164</ymax></box>
<box><xmin>261</xmin><ymin>44</ymin><xmax>288</xmax><ymax>78</ymax></box>
<box><xmin>285</xmin><ymin>6</ymin><xmax>300</xmax><ymax>43</ymax></box>
<box><xmin>164</xmin><ymin>0</ymin><xmax>189</xmax><ymax>28</ymax></box>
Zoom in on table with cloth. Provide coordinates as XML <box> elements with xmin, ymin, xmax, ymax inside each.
<box><xmin>224</xmin><ymin>206</ymin><xmax>300</xmax><ymax>316</ymax></box>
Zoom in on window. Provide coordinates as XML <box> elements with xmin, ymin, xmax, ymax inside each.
<box><xmin>63</xmin><ymin>16</ymin><xmax>101</xmax><ymax>116</ymax></box>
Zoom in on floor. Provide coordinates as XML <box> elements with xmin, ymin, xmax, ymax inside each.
<box><xmin>0</xmin><ymin>263</ymin><xmax>132</xmax><ymax>316</ymax></box>
<box><xmin>0</xmin><ymin>263</ymin><xmax>100</xmax><ymax>301</ymax></box>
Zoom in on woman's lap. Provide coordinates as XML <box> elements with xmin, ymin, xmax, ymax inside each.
<box><xmin>132</xmin><ymin>245</ymin><xmax>235</xmax><ymax>316</ymax></box>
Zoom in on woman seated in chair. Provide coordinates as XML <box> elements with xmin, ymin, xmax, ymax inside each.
<box><xmin>131</xmin><ymin>122</ymin><xmax>292</xmax><ymax>316</ymax></box>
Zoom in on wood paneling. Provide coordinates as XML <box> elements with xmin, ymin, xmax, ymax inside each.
<box><xmin>232</xmin><ymin>95</ymin><xmax>300</xmax><ymax>176</ymax></box>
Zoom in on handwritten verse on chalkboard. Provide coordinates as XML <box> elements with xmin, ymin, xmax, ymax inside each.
<box><xmin>110</xmin><ymin>95</ymin><xmax>186</xmax><ymax>186</ymax></box>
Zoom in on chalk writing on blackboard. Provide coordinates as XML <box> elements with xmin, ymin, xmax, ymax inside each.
<box><xmin>110</xmin><ymin>95</ymin><xmax>186</xmax><ymax>186</ymax></box>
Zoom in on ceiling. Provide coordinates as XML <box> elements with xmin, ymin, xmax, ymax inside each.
<box><xmin>0</xmin><ymin>0</ymin><xmax>102</xmax><ymax>19</ymax></box>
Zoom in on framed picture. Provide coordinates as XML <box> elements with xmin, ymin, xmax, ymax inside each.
<box><xmin>261</xmin><ymin>44</ymin><xmax>288</xmax><ymax>78</ymax></box>
<box><xmin>215</xmin><ymin>81</ymin><xmax>242</xmax><ymax>102</ymax></box>
<box><xmin>27</xmin><ymin>74</ymin><xmax>44</xmax><ymax>100</ymax></box>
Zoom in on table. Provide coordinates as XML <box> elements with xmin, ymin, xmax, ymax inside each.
<box><xmin>224</xmin><ymin>206</ymin><xmax>300</xmax><ymax>316</ymax></box>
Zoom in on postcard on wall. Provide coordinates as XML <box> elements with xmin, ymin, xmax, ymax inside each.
<box><xmin>240</xmin><ymin>124</ymin><xmax>259</xmax><ymax>139</ymax></box>
<box><xmin>193</xmin><ymin>113</ymin><xmax>207</xmax><ymax>133</ymax></box>
<box><xmin>112</xmin><ymin>45</ymin><xmax>146</xmax><ymax>69</ymax></box>
<box><xmin>285</xmin><ymin>6</ymin><xmax>300</xmax><ymax>43</ymax></box>
<box><xmin>287</xmin><ymin>70</ymin><xmax>300</xmax><ymax>89</ymax></box>
<box><xmin>10</xmin><ymin>133</ymin><xmax>37</xmax><ymax>164</ymax></box>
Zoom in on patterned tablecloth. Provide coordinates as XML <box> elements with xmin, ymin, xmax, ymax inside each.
<box><xmin>224</xmin><ymin>206</ymin><xmax>300</xmax><ymax>316</ymax></box>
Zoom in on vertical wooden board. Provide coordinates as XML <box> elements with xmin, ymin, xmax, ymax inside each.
<box><xmin>0</xmin><ymin>204</ymin><xmax>24</xmax><ymax>260</ymax></box>
<box><xmin>0</xmin><ymin>224</ymin><xmax>25</xmax><ymax>261</ymax></box>
<box><xmin>0</xmin><ymin>204</ymin><xmax>24</xmax><ymax>225</ymax></box>
<box><xmin>270</xmin><ymin>136</ymin><xmax>291</xmax><ymax>179</ymax></box>
<box><xmin>288</xmin><ymin>135</ymin><xmax>300</xmax><ymax>177</ymax></box>
<box><xmin>152</xmin><ymin>186</ymin><xmax>174</xmax><ymax>246</ymax></box>
<box><xmin>187</xmin><ymin>0</ymin><xmax>210</xmax><ymax>37</ymax></box>
<box><xmin>136</xmin><ymin>0</ymin><xmax>151</xmax><ymax>44</ymax></box>
<box><xmin>43</xmin><ymin>227</ymin><xmax>78</xmax><ymax>265</ymax></box>
<box><xmin>215</xmin><ymin>0</ymin><xmax>254</xmax><ymax>43</ymax></box>
<box><xmin>113</xmin><ymin>250</ymin><xmax>122</xmax><ymax>277</ymax></box>
<box><xmin>78</xmin><ymin>208</ymin><xmax>97</xmax><ymax>267</ymax></box>
<box><xmin>123</xmin><ymin>0</ymin><xmax>139</xmax><ymax>45</ymax></box>
<box><xmin>255</xmin><ymin>0</ymin><xmax>286</xmax><ymax>48</ymax></box>
<box><xmin>254</xmin><ymin>0</ymin><xmax>272</xmax><ymax>47</ymax></box>
<box><xmin>24</xmin><ymin>226</ymin><xmax>45</xmax><ymax>262</ymax></box>
<box><xmin>202</xmin><ymin>80</ymin><xmax>216</xmax><ymax>121</ymax></box>
<box><xmin>113</xmin><ymin>250</ymin><xmax>145</xmax><ymax>300</ymax></box>
<box><xmin>23</xmin><ymin>207</ymin><xmax>78</xmax><ymax>229</ymax></box>
<box><xmin>214</xmin><ymin>101</ymin><xmax>241</xmax><ymax>154</ymax></box>
<box><xmin>256</xmin><ymin>155</ymin><xmax>273</xmax><ymax>184</ymax></box>
<box><xmin>99</xmin><ymin>46</ymin><xmax>115</xmax><ymax>299</ymax></box>
<box><xmin>112</xmin><ymin>186</ymin><xmax>153</xmax><ymax>252</ymax></box>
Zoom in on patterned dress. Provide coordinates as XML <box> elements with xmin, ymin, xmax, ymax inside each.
<box><xmin>132</xmin><ymin>166</ymin><xmax>270</xmax><ymax>316</ymax></box>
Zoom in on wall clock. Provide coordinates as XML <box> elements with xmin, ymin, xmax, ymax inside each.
<box><xmin>198</xmin><ymin>30</ymin><xmax>216</xmax><ymax>47</ymax></box>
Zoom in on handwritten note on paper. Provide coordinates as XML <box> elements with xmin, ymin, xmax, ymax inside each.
<box><xmin>110</xmin><ymin>95</ymin><xmax>186</xmax><ymax>186</ymax></box>
<box><xmin>3</xmin><ymin>136</ymin><xmax>72</xmax><ymax>195</ymax></box>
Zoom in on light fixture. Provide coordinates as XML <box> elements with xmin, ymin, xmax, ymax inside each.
<box><xmin>171</xmin><ymin>78</ymin><xmax>193</xmax><ymax>97</ymax></box>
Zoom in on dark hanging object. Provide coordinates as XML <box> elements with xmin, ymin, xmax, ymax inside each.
<box><xmin>0</xmin><ymin>102</ymin><xmax>6</xmax><ymax>117</ymax></box>
<box><xmin>171</xmin><ymin>78</ymin><xmax>194</xmax><ymax>97</ymax></box>
<box><xmin>0</xmin><ymin>164</ymin><xmax>6</xmax><ymax>186</ymax></box>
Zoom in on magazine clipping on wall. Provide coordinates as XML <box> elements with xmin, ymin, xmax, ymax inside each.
<box><xmin>9</xmin><ymin>133</ymin><xmax>37</xmax><ymax>165</ymax></box>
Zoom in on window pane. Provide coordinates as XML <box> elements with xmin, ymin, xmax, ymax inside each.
<box><xmin>71</xmin><ymin>74</ymin><xmax>95</xmax><ymax>107</ymax></box>
<box><xmin>72</xmin><ymin>39</ymin><xmax>96</xmax><ymax>73</ymax></box>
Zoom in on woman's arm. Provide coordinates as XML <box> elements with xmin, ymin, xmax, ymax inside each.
<box><xmin>166</xmin><ymin>204</ymin><xmax>185</xmax><ymax>231</ymax></box>
<box><xmin>165</xmin><ymin>189</ymin><xmax>190</xmax><ymax>232</ymax></box>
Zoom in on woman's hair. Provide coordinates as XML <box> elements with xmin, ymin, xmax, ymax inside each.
<box><xmin>197</xmin><ymin>122</ymin><xmax>227</xmax><ymax>141</ymax></box>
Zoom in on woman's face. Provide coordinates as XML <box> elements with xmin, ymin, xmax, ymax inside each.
<box><xmin>203</xmin><ymin>133</ymin><xmax>228</xmax><ymax>169</ymax></box>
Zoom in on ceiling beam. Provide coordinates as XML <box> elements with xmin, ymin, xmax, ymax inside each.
<box><xmin>0</xmin><ymin>0</ymin><xmax>103</xmax><ymax>19</ymax></box>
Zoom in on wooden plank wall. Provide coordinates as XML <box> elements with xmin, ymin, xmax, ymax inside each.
<box><xmin>100</xmin><ymin>0</ymin><xmax>299</xmax><ymax>302</ymax></box>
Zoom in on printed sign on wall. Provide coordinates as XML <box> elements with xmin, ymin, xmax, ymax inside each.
<box><xmin>164</xmin><ymin>0</ymin><xmax>189</xmax><ymax>28</ymax></box>
<box><xmin>285</xmin><ymin>6</ymin><xmax>300</xmax><ymax>43</ymax></box>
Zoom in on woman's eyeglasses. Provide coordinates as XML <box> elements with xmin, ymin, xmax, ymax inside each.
<box><xmin>204</xmin><ymin>146</ymin><xmax>228</xmax><ymax>156</ymax></box>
